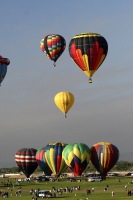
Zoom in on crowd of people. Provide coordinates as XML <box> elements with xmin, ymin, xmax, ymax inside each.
<box><xmin>1</xmin><ymin>177</ymin><xmax>133</xmax><ymax>198</ymax></box>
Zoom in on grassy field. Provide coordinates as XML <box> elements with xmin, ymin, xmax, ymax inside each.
<box><xmin>0</xmin><ymin>176</ymin><xmax>133</xmax><ymax>200</ymax></box>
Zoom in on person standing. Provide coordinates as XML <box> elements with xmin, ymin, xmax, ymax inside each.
<box><xmin>112</xmin><ymin>191</ymin><xmax>114</xmax><ymax>197</ymax></box>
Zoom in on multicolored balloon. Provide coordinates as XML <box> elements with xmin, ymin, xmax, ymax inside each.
<box><xmin>44</xmin><ymin>142</ymin><xmax>67</xmax><ymax>176</ymax></box>
<box><xmin>54</xmin><ymin>91</ymin><xmax>74</xmax><ymax>118</ymax></box>
<box><xmin>90</xmin><ymin>142</ymin><xmax>119</xmax><ymax>178</ymax></box>
<box><xmin>40</xmin><ymin>34</ymin><xmax>66</xmax><ymax>66</ymax></box>
<box><xmin>0</xmin><ymin>55</ymin><xmax>10</xmax><ymax>85</ymax></box>
<box><xmin>69</xmin><ymin>33</ymin><xmax>108</xmax><ymax>83</ymax></box>
<box><xmin>15</xmin><ymin>148</ymin><xmax>38</xmax><ymax>178</ymax></box>
<box><xmin>62</xmin><ymin>143</ymin><xmax>90</xmax><ymax>176</ymax></box>
<box><xmin>36</xmin><ymin>148</ymin><xmax>52</xmax><ymax>176</ymax></box>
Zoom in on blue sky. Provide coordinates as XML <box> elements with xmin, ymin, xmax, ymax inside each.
<box><xmin>0</xmin><ymin>0</ymin><xmax>133</xmax><ymax>166</ymax></box>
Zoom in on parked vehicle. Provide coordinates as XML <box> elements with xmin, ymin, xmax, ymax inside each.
<box><xmin>37</xmin><ymin>190</ymin><xmax>54</xmax><ymax>198</ymax></box>
<box><xmin>0</xmin><ymin>174</ymin><xmax>5</xmax><ymax>178</ymax></box>
<box><xmin>35</xmin><ymin>176</ymin><xmax>49</xmax><ymax>182</ymax></box>
<box><xmin>107</xmin><ymin>172</ymin><xmax>119</xmax><ymax>176</ymax></box>
<box><xmin>88</xmin><ymin>177</ymin><xmax>102</xmax><ymax>182</ymax></box>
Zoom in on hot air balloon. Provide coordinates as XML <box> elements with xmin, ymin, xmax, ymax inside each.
<box><xmin>15</xmin><ymin>148</ymin><xmax>38</xmax><ymax>178</ymax></box>
<box><xmin>36</xmin><ymin>148</ymin><xmax>52</xmax><ymax>176</ymax></box>
<box><xmin>0</xmin><ymin>55</ymin><xmax>10</xmax><ymax>85</ymax></box>
<box><xmin>62</xmin><ymin>143</ymin><xmax>90</xmax><ymax>176</ymax></box>
<box><xmin>90</xmin><ymin>142</ymin><xmax>119</xmax><ymax>178</ymax></box>
<box><xmin>40</xmin><ymin>34</ymin><xmax>66</xmax><ymax>66</ymax></box>
<box><xmin>54</xmin><ymin>91</ymin><xmax>74</xmax><ymax>118</ymax></box>
<box><xmin>69</xmin><ymin>33</ymin><xmax>108</xmax><ymax>83</ymax></box>
<box><xmin>44</xmin><ymin>142</ymin><xmax>67</xmax><ymax>176</ymax></box>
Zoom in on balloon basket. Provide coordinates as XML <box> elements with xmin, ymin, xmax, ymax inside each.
<box><xmin>89</xmin><ymin>78</ymin><xmax>92</xmax><ymax>83</ymax></box>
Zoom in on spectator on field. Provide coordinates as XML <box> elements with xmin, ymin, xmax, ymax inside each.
<box><xmin>112</xmin><ymin>191</ymin><xmax>114</xmax><ymax>197</ymax></box>
<box><xmin>86</xmin><ymin>189</ymin><xmax>91</xmax><ymax>195</ymax></box>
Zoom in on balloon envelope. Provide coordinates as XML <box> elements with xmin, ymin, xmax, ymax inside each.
<box><xmin>44</xmin><ymin>142</ymin><xmax>67</xmax><ymax>176</ymax></box>
<box><xmin>40</xmin><ymin>34</ymin><xmax>66</xmax><ymax>66</ymax></box>
<box><xmin>90</xmin><ymin>142</ymin><xmax>119</xmax><ymax>178</ymax></box>
<box><xmin>54</xmin><ymin>91</ymin><xmax>74</xmax><ymax>118</ymax></box>
<box><xmin>62</xmin><ymin>143</ymin><xmax>90</xmax><ymax>176</ymax></box>
<box><xmin>0</xmin><ymin>55</ymin><xmax>10</xmax><ymax>84</ymax></box>
<box><xmin>69</xmin><ymin>33</ymin><xmax>108</xmax><ymax>83</ymax></box>
<box><xmin>36</xmin><ymin>148</ymin><xmax>52</xmax><ymax>176</ymax></box>
<box><xmin>15</xmin><ymin>148</ymin><xmax>38</xmax><ymax>178</ymax></box>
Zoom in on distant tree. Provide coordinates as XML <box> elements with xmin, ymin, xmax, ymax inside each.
<box><xmin>85</xmin><ymin>161</ymin><xmax>132</xmax><ymax>173</ymax></box>
<box><xmin>84</xmin><ymin>162</ymin><xmax>97</xmax><ymax>173</ymax></box>
<box><xmin>35</xmin><ymin>167</ymin><xmax>41</xmax><ymax>172</ymax></box>
<box><xmin>112</xmin><ymin>161</ymin><xmax>130</xmax><ymax>171</ymax></box>
<box><xmin>10</xmin><ymin>167</ymin><xmax>20</xmax><ymax>173</ymax></box>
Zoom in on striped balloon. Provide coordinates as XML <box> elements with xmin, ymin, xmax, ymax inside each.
<box><xmin>15</xmin><ymin>148</ymin><xmax>38</xmax><ymax>178</ymax></box>
<box><xmin>90</xmin><ymin>142</ymin><xmax>119</xmax><ymax>178</ymax></box>
<box><xmin>44</xmin><ymin>142</ymin><xmax>67</xmax><ymax>176</ymax></box>
<box><xmin>36</xmin><ymin>148</ymin><xmax>52</xmax><ymax>176</ymax></box>
<box><xmin>62</xmin><ymin>143</ymin><xmax>90</xmax><ymax>176</ymax></box>
<box><xmin>40</xmin><ymin>34</ymin><xmax>66</xmax><ymax>66</ymax></box>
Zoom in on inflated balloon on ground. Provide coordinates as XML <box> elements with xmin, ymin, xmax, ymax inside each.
<box><xmin>36</xmin><ymin>147</ymin><xmax>52</xmax><ymax>176</ymax></box>
<box><xmin>90</xmin><ymin>142</ymin><xmax>119</xmax><ymax>178</ymax></box>
<box><xmin>15</xmin><ymin>148</ymin><xmax>38</xmax><ymax>178</ymax></box>
<box><xmin>44</xmin><ymin>142</ymin><xmax>68</xmax><ymax>176</ymax></box>
<box><xmin>62</xmin><ymin>143</ymin><xmax>90</xmax><ymax>176</ymax></box>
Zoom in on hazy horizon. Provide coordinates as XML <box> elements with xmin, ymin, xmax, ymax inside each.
<box><xmin>0</xmin><ymin>152</ymin><xmax>131</xmax><ymax>168</ymax></box>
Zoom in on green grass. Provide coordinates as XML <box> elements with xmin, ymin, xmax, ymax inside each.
<box><xmin>0</xmin><ymin>176</ymin><xmax>133</xmax><ymax>199</ymax></box>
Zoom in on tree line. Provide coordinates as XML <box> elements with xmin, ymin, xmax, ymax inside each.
<box><xmin>0</xmin><ymin>161</ymin><xmax>133</xmax><ymax>174</ymax></box>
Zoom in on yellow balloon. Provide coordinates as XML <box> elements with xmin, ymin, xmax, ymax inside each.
<box><xmin>54</xmin><ymin>91</ymin><xmax>74</xmax><ymax>118</ymax></box>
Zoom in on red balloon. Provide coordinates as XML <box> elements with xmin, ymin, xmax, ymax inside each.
<box><xmin>36</xmin><ymin>148</ymin><xmax>52</xmax><ymax>176</ymax></box>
